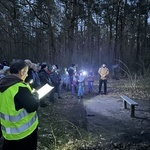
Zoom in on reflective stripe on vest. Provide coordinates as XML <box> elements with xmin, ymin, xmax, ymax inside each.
<box><xmin>1</xmin><ymin>113</ymin><xmax>37</xmax><ymax>134</ymax></box>
<box><xmin>0</xmin><ymin>109</ymin><xmax>28</xmax><ymax>122</ymax></box>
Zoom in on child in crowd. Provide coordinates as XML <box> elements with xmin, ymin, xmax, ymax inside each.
<box><xmin>77</xmin><ymin>71</ymin><xmax>85</xmax><ymax>98</ymax></box>
<box><xmin>87</xmin><ymin>68</ymin><xmax>94</xmax><ymax>93</ymax></box>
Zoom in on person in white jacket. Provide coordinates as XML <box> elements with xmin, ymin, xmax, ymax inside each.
<box><xmin>98</xmin><ymin>64</ymin><xmax>109</xmax><ymax>95</ymax></box>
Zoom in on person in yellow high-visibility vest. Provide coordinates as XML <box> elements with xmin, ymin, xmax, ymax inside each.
<box><xmin>0</xmin><ymin>59</ymin><xmax>40</xmax><ymax>150</ymax></box>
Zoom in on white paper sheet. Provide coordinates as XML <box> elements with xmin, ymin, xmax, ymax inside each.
<box><xmin>36</xmin><ymin>83</ymin><xmax>54</xmax><ymax>99</ymax></box>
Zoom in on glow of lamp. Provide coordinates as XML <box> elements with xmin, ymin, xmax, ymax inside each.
<box><xmin>83</xmin><ymin>71</ymin><xmax>87</xmax><ymax>76</ymax></box>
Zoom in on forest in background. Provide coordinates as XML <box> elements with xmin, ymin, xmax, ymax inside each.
<box><xmin>0</xmin><ymin>0</ymin><xmax>150</xmax><ymax>75</ymax></box>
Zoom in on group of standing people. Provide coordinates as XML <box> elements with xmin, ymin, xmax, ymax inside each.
<box><xmin>24</xmin><ymin>60</ymin><xmax>62</xmax><ymax>102</ymax></box>
<box><xmin>62</xmin><ymin>64</ymin><xmax>95</xmax><ymax>99</ymax></box>
<box><xmin>62</xmin><ymin>63</ymin><xmax>109</xmax><ymax>98</ymax></box>
<box><xmin>0</xmin><ymin>58</ymin><xmax>109</xmax><ymax>150</ymax></box>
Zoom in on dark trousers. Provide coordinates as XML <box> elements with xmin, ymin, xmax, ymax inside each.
<box><xmin>2</xmin><ymin>127</ymin><xmax>38</xmax><ymax>150</ymax></box>
<box><xmin>99</xmin><ymin>79</ymin><xmax>107</xmax><ymax>94</ymax></box>
<box><xmin>49</xmin><ymin>84</ymin><xmax>61</xmax><ymax>101</ymax></box>
<box><xmin>49</xmin><ymin>87</ymin><xmax>56</xmax><ymax>101</ymax></box>
<box><xmin>69</xmin><ymin>75</ymin><xmax>73</xmax><ymax>90</ymax></box>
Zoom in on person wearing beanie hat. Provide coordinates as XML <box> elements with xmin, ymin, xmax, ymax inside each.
<box><xmin>49</xmin><ymin>64</ymin><xmax>62</xmax><ymax>100</ymax></box>
<box><xmin>38</xmin><ymin>63</ymin><xmax>54</xmax><ymax>102</ymax></box>
<box><xmin>0</xmin><ymin>59</ymin><xmax>39</xmax><ymax>150</ymax></box>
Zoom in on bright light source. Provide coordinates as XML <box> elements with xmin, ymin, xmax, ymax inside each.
<box><xmin>65</xmin><ymin>71</ymin><xmax>69</xmax><ymax>75</ymax></box>
<box><xmin>29</xmin><ymin>79</ymin><xmax>33</xmax><ymax>84</ymax></box>
<box><xmin>37</xmin><ymin>84</ymin><xmax>54</xmax><ymax>99</ymax></box>
<box><xmin>83</xmin><ymin>71</ymin><xmax>87</xmax><ymax>76</ymax></box>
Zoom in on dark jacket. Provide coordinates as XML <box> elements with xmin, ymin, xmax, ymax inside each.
<box><xmin>68</xmin><ymin>66</ymin><xmax>75</xmax><ymax>76</ymax></box>
<box><xmin>25</xmin><ymin>68</ymin><xmax>41</xmax><ymax>89</ymax></box>
<box><xmin>38</xmin><ymin>69</ymin><xmax>52</xmax><ymax>86</ymax></box>
<box><xmin>49</xmin><ymin>71</ymin><xmax>61</xmax><ymax>87</ymax></box>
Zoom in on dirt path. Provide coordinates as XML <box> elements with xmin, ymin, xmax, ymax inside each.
<box><xmin>47</xmin><ymin>78</ymin><xmax>150</xmax><ymax>149</ymax></box>
<box><xmin>83</xmin><ymin>94</ymin><xmax>150</xmax><ymax>144</ymax></box>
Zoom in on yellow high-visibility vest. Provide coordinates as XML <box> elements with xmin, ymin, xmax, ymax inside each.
<box><xmin>0</xmin><ymin>82</ymin><xmax>38</xmax><ymax>140</ymax></box>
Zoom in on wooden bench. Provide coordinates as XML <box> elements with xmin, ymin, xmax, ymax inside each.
<box><xmin>120</xmin><ymin>95</ymin><xmax>138</xmax><ymax>117</ymax></box>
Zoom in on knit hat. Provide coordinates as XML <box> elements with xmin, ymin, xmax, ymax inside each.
<box><xmin>41</xmin><ymin>64</ymin><xmax>47</xmax><ymax>70</ymax></box>
<box><xmin>24</xmin><ymin>59</ymin><xmax>32</xmax><ymax>68</ymax></box>
<box><xmin>3</xmin><ymin>66</ymin><xmax>10</xmax><ymax>72</ymax></box>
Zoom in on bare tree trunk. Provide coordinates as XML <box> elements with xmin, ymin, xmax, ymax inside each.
<box><xmin>113</xmin><ymin>0</ymin><xmax>121</xmax><ymax>79</ymax></box>
<box><xmin>136</xmin><ymin>1</ymin><xmax>141</xmax><ymax>70</ymax></box>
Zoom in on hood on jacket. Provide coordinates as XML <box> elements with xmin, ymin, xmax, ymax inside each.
<box><xmin>0</xmin><ymin>75</ymin><xmax>22</xmax><ymax>92</ymax></box>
